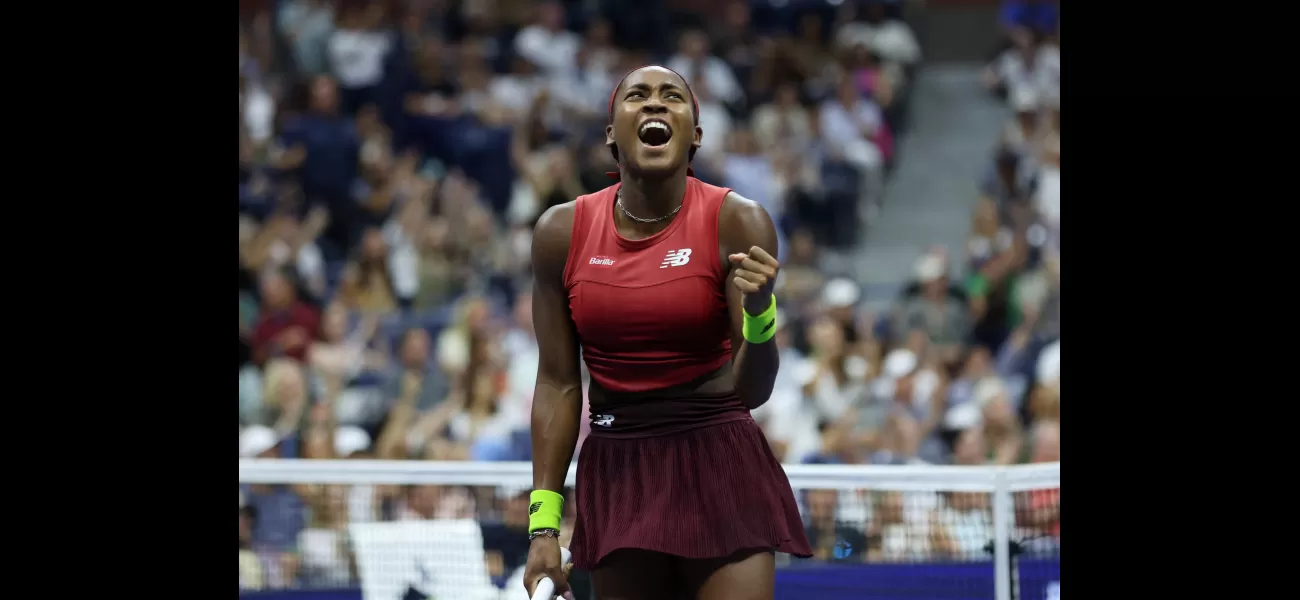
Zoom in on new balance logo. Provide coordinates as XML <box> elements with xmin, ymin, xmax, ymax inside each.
<box><xmin>593</xmin><ymin>414</ymin><xmax>614</xmax><ymax>427</ymax></box>
<box><xmin>589</xmin><ymin>256</ymin><xmax>615</xmax><ymax>266</ymax></box>
<box><xmin>660</xmin><ymin>248</ymin><xmax>692</xmax><ymax>268</ymax></box>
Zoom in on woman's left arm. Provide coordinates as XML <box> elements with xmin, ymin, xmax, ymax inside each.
<box><xmin>719</xmin><ymin>192</ymin><xmax>781</xmax><ymax>409</ymax></box>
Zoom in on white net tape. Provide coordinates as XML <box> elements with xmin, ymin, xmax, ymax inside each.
<box><xmin>239</xmin><ymin>460</ymin><xmax>1059</xmax><ymax>600</ymax></box>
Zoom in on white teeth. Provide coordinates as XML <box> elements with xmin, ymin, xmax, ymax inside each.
<box><xmin>639</xmin><ymin>121</ymin><xmax>670</xmax><ymax>136</ymax></box>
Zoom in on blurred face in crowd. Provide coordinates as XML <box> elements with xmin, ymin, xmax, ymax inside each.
<box><xmin>260</xmin><ymin>271</ymin><xmax>294</xmax><ymax>310</ymax></box>
<box><xmin>790</xmin><ymin>229</ymin><xmax>817</xmax><ymax>264</ymax></box>
<box><xmin>807</xmin><ymin>488</ymin><xmax>837</xmax><ymax>522</ymax></box>
<box><xmin>539</xmin><ymin>1</ymin><xmax>564</xmax><ymax>31</ymax></box>
<box><xmin>607</xmin><ymin>67</ymin><xmax>702</xmax><ymax>178</ymax></box>
<box><xmin>809</xmin><ymin>317</ymin><xmax>845</xmax><ymax>357</ymax></box>
<box><xmin>724</xmin><ymin>1</ymin><xmax>751</xmax><ymax>31</ymax></box>
<box><xmin>728</xmin><ymin>128</ymin><xmax>759</xmax><ymax>155</ymax></box>
<box><xmin>586</xmin><ymin>18</ymin><xmax>612</xmax><ymax>46</ymax></box>
<box><xmin>360</xmin><ymin>228</ymin><xmax>388</xmax><ymax>263</ymax></box>
<box><xmin>877</xmin><ymin>492</ymin><xmax>904</xmax><ymax>525</ymax></box>
<box><xmin>401</xmin><ymin>328</ymin><xmax>431</xmax><ymax>369</ymax></box>
<box><xmin>309</xmin><ymin>76</ymin><xmax>339</xmax><ymax>114</ymax></box>
<box><xmin>679</xmin><ymin>30</ymin><xmax>709</xmax><ymax>59</ymax></box>
<box><xmin>406</xmin><ymin>485</ymin><xmax>440</xmax><ymax>518</ymax></box>
<box><xmin>775</xmin><ymin>83</ymin><xmax>799</xmax><ymax>109</ymax></box>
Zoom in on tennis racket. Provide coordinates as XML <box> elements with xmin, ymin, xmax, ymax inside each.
<box><xmin>529</xmin><ymin>546</ymin><xmax>572</xmax><ymax>600</ymax></box>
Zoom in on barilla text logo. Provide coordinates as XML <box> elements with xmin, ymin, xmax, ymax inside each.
<box><xmin>589</xmin><ymin>256</ymin><xmax>615</xmax><ymax>266</ymax></box>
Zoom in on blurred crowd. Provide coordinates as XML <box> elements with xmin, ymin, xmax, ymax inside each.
<box><xmin>238</xmin><ymin>0</ymin><xmax>1059</xmax><ymax>592</ymax></box>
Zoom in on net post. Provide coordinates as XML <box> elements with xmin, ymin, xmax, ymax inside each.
<box><xmin>993</xmin><ymin>467</ymin><xmax>1012</xmax><ymax>600</ymax></box>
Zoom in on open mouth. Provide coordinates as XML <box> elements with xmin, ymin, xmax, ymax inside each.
<box><xmin>637</xmin><ymin>119</ymin><xmax>673</xmax><ymax>148</ymax></box>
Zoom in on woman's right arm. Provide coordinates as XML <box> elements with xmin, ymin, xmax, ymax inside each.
<box><xmin>530</xmin><ymin>203</ymin><xmax>583</xmax><ymax>493</ymax></box>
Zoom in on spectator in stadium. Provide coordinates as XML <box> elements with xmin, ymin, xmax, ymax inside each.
<box><xmin>240</xmin><ymin>425</ymin><xmax>306</xmax><ymax>588</ymax></box>
<box><xmin>499</xmin><ymin>291</ymin><xmax>539</xmax><ymax>435</ymax></box>
<box><xmin>276</xmin><ymin>76</ymin><xmax>362</xmax><ymax>254</ymax></box>
<box><xmin>983</xmin><ymin>28</ymin><xmax>1057</xmax><ymax>106</ymax></box>
<box><xmin>338</xmin><ymin>227</ymin><xmax>403</xmax><ymax>312</ymax></box>
<box><xmin>513</xmin><ymin>1</ymin><xmax>581</xmax><ymax>75</ymax></box>
<box><xmin>382</xmin><ymin>327</ymin><xmax>447</xmax><ymax>420</ymax></box>
<box><xmin>327</xmin><ymin>2</ymin><xmax>394</xmax><ymax>115</ymax></box>
<box><xmin>667</xmin><ymin>28</ymin><xmax>745</xmax><ymax>111</ymax></box>
<box><xmin>972</xmin><ymin>377</ymin><xmax>1023</xmax><ymax>465</ymax></box>
<box><xmin>893</xmin><ymin>251</ymin><xmax>969</xmax><ymax>361</ymax></box>
<box><xmin>805</xmin><ymin>487</ymin><xmax>868</xmax><ymax>562</ymax></box>
<box><xmin>277</xmin><ymin>0</ymin><xmax>335</xmax><ymax>76</ymax></box>
<box><xmin>820</xmin><ymin>76</ymin><xmax>887</xmax><ymax>194</ymax></box>
<box><xmin>251</xmin><ymin>269</ymin><xmax>321</xmax><ymax>366</ymax></box>
<box><xmin>751</xmin><ymin>81</ymin><xmax>814</xmax><ymax>154</ymax></box>
<box><xmin>804</xmin><ymin>316</ymin><xmax>871</xmax><ymax>424</ymax></box>
<box><xmin>239</xmin><ymin>499</ymin><xmax>264</xmax><ymax>590</ymax></box>
<box><xmin>835</xmin><ymin>0</ymin><xmax>922</xmax><ymax>70</ymax></box>
<box><xmin>262</xmin><ymin>358</ymin><xmax>311</xmax><ymax>437</ymax></box>
<box><xmin>309</xmin><ymin>303</ymin><xmax>381</xmax><ymax>385</ymax></box>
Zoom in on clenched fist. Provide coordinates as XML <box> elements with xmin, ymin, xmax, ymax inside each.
<box><xmin>728</xmin><ymin>245</ymin><xmax>780</xmax><ymax>315</ymax></box>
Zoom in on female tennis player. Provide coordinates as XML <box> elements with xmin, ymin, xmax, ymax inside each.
<box><xmin>523</xmin><ymin>66</ymin><xmax>811</xmax><ymax>600</ymax></box>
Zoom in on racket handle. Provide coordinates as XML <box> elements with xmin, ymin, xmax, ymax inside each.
<box><xmin>529</xmin><ymin>547</ymin><xmax>573</xmax><ymax>600</ymax></box>
<box><xmin>531</xmin><ymin>578</ymin><xmax>555</xmax><ymax>600</ymax></box>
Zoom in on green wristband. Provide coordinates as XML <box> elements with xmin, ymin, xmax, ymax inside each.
<box><xmin>528</xmin><ymin>489</ymin><xmax>565</xmax><ymax>533</ymax></box>
<box><xmin>742</xmin><ymin>294</ymin><xmax>778</xmax><ymax>344</ymax></box>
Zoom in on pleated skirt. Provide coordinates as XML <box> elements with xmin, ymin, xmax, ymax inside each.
<box><xmin>569</xmin><ymin>417</ymin><xmax>813</xmax><ymax>570</ymax></box>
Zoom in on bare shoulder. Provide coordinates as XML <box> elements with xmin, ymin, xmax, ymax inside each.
<box><xmin>532</xmin><ymin>200</ymin><xmax>578</xmax><ymax>277</ymax></box>
<box><xmin>718</xmin><ymin>191</ymin><xmax>778</xmax><ymax>256</ymax></box>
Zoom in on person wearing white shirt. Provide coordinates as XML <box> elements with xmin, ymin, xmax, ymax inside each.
<box><xmin>984</xmin><ymin>34</ymin><xmax>1059</xmax><ymax>106</ymax></box>
<box><xmin>512</xmin><ymin>1</ymin><xmax>580</xmax><ymax>75</ymax></box>
<box><xmin>819</xmin><ymin>77</ymin><xmax>886</xmax><ymax>199</ymax></box>
<box><xmin>666</xmin><ymin>29</ymin><xmax>744</xmax><ymax>108</ymax></box>
<box><xmin>834</xmin><ymin>1</ymin><xmax>922</xmax><ymax>68</ymax></box>
<box><xmin>327</xmin><ymin>5</ymin><xmax>393</xmax><ymax>113</ymax></box>
<box><xmin>750</xmin><ymin>83</ymin><xmax>814</xmax><ymax>154</ymax></box>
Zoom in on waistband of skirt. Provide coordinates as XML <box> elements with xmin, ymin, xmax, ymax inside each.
<box><xmin>585</xmin><ymin>392</ymin><xmax>751</xmax><ymax>439</ymax></box>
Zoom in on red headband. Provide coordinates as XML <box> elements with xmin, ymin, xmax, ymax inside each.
<box><xmin>605</xmin><ymin>66</ymin><xmax>698</xmax><ymax>180</ymax></box>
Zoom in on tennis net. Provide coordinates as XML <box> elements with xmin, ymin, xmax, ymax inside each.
<box><xmin>238</xmin><ymin>460</ymin><xmax>1060</xmax><ymax>600</ymax></box>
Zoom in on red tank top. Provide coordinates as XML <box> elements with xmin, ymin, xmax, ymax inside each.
<box><xmin>564</xmin><ymin>177</ymin><xmax>733</xmax><ymax>393</ymax></box>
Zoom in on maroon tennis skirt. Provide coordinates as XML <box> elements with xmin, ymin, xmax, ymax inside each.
<box><xmin>568</xmin><ymin>397</ymin><xmax>812</xmax><ymax>570</ymax></box>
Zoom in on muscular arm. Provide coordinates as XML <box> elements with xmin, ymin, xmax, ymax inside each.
<box><xmin>719</xmin><ymin>192</ymin><xmax>781</xmax><ymax>410</ymax></box>
<box><xmin>530</xmin><ymin>203</ymin><xmax>584</xmax><ymax>492</ymax></box>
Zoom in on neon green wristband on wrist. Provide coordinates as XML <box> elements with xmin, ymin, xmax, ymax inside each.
<box><xmin>742</xmin><ymin>294</ymin><xmax>778</xmax><ymax>345</ymax></box>
<box><xmin>528</xmin><ymin>489</ymin><xmax>565</xmax><ymax>533</ymax></box>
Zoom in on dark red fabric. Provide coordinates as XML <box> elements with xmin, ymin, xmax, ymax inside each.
<box><xmin>564</xmin><ymin>178</ymin><xmax>732</xmax><ymax>393</ymax></box>
<box><xmin>569</xmin><ymin>418</ymin><xmax>813</xmax><ymax>570</ymax></box>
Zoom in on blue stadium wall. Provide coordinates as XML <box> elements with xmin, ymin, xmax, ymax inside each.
<box><xmin>240</xmin><ymin>559</ymin><xmax>1061</xmax><ymax>600</ymax></box>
